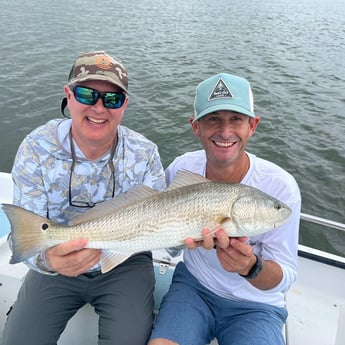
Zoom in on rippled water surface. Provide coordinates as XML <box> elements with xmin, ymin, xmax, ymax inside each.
<box><xmin>0</xmin><ymin>0</ymin><xmax>344</xmax><ymax>254</ymax></box>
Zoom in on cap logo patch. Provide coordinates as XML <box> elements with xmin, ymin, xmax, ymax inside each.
<box><xmin>209</xmin><ymin>78</ymin><xmax>233</xmax><ymax>101</ymax></box>
<box><xmin>95</xmin><ymin>55</ymin><xmax>113</xmax><ymax>70</ymax></box>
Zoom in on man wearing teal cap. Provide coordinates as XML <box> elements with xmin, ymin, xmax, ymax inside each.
<box><xmin>149</xmin><ymin>73</ymin><xmax>301</xmax><ymax>345</ymax></box>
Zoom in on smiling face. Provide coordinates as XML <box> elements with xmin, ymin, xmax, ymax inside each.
<box><xmin>65</xmin><ymin>80</ymin><xmax>128</xmax><ymax>158</ymax></box>
<box><xmin>191</xmin><ymin>110</ymin><xmax>260</xmax><ymax>176</ymax></box>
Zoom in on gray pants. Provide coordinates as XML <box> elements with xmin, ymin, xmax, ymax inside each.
<box><xmin>1</xmin><ymin>252</ymin><xmax>154</xmax><ymax>345</ymax></box>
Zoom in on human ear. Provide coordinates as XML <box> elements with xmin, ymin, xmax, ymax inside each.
<box><xmin>64</xmin><ymin>85</ymin><xmax>73</xmax><ymax>101</ymax></box>
<box><xmin>190</xmin><ymin>117</ymin><xmax>200</xmax><ymax>137</ymax></box>
<box><xmin>249</xmin><ymin>116</ymin><xmax>260</xmax><ymax>136</ymax></box>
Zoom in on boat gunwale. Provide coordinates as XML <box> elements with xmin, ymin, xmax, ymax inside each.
<box><xmin>298</xmin><ymin>246</ymin><xmax>345</xmax><ymax>270</ymax></box>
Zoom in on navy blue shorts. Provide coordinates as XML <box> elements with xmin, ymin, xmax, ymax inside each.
<box><xmin>150</xmin><ymin>262</ymin><xmax>287</xmax><ymax>345</ymax></box>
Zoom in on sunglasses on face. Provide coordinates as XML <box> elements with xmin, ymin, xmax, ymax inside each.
<box><xmin>71</xmin><ymin>85</ymin><xmax>126</xmax><ymax>109</ymax></box>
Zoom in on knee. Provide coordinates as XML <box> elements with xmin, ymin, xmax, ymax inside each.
<box><xmin>148</xmin><ymin>339</ymin><xmax>179</xmax><ymax>345</ymax></box>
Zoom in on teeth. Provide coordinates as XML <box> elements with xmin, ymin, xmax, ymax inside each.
<box><xmin>88</xmin><ymin>117</ymin><xmax>106</xmax><ymax>124</ymax></box>
<box><xmin>214</xmin><ymin>141</ymin><xmax>235</xmax><ymax>147</ymax></box>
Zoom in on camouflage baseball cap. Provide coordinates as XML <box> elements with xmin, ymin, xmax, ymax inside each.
<box><xmin>68</xmin><ymin>51</ymin><xmax>128</xmax><ymax>93</ymax></box>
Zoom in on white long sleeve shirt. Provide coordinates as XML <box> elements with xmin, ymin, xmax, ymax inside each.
<box><xmin>165</xmin><ymin>150</ymin><xmax>301</xmax><ymax>307</ymax></box>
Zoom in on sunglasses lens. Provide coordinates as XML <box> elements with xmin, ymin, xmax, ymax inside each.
<box><xmin>103</xmin><ymin>93</ymin><xmax>126</xmax><ymax>109</ymax></box>
<box><xmin>74</xmin><ymin>86</ymin><xmax>97</xmax><ymax>105</ymax></box>
<box><xmin>73</xmin><ymin>86</ymin><xmax>126</xmax><ymax>109</ymax></box>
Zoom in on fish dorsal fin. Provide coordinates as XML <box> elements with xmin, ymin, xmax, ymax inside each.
<box><xmin>166</xmin><ymin>170</ymin><xmax>210</xmax><ymax>191</ymax></box>
<box><xmin>68</xmin><ymin>185</ymin><xmax>160</xmax><ymax>226</ymax></box>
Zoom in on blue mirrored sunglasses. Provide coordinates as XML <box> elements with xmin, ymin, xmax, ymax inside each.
<box><xmin>71</xmin><ymin>85</ymin><xmax>126</xmax><ymax>109</ymax></box>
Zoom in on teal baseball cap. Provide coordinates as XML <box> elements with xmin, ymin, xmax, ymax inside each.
<box><xmin>193</xmin><ymin>73</ymin><xmax>255</xmax><ymax>122</ymax></box>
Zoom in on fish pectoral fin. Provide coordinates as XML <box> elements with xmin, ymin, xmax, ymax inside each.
<box><xmin>219</xmin><ymin>216</ymin><xmax>232</xmax><ymax>225</ymax></box>
<box><xmin>207</xmin><ymin>225</ymin><xmax>223</xmax><ymax>236</ymax></box>
<box><xmin>100</xmin><ymin>250</ymin><xmax>132</xmax><ymax>273</ymax></box>
<box><xmin>208</xmin><ymin>217</ymin><xmax>233</xmax><ymax>236</ymax></box>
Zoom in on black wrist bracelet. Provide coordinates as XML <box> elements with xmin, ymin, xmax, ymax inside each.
<box><xmin>239</xmin><ymin>254</ymin><xmax>263</xmax><ymax>279</ymax></box>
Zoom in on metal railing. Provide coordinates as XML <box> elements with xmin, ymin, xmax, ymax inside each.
<box><xmin>300</xmin><ymin>212</ymin><xmax>345</xmax><ymax>232</ymax></box>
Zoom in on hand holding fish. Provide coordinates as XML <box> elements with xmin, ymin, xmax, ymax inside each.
<box><xmin>184</xmin><ymin>228</ymin><xmax>248</xmax><ymax>250</ymax></box>
<box><xmin>44</xmin><ymin>239</ymin><xmax>102</xmax><ymax>277</ymax></box>
<box><xmin>185</xmin><ymin>228</ymin><xmax>254</xmax><ymax>273</ymax></box>
<box><xmin>184</xmin><ymin>228</ymin><xmax>231</xmax><ymax>249</ymax></box>
<box><xmin>215</xmin><ymin>237</ymin><xmax>255</xmax><ymax>274</ymax></box>
<box><xmin>217</xmin><ymin>238</ymin><xmax>284</xmax><ymax>289</ymax></box>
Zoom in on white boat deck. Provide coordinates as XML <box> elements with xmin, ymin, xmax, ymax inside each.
<box><xmin>1</xmin><ymin>242</ymin><xmax>344</xmax><ymax>344</ymax></box>
<box><xmin>1</xmin><ymin>172</ymin><xmax>345</xmax><ymax>344</ymax></box>
<box><xmin>285</xmin><ymin>248</ymin><xmax>345</xmax><ymax>344</ymax></box>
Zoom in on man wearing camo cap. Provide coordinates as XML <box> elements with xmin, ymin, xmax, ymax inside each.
<box><xmin>3</xmin><ymin>51</ymin><xmax>165</xmax><ymax>345</ymax></box>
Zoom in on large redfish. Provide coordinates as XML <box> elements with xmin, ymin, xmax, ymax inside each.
<box><xmin>2</xmin><ymin>171</ymin><xmax>291</xmax><ymax>273</ymax></box>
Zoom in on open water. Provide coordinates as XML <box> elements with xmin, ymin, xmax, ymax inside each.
<box><xmin>0</xmin><ymin>0</ymin><xmax>344</xmax><ymax>255</ymax></box>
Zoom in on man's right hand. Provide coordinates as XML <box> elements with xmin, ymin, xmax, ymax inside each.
<box><xmin>44</xmin><ymin>239</ymin><xmax>102</xmax><ymax>277</ymax></box>
<box><xmin>184</xmin><ymin>228</ymin><xmax>232</xmax><ymax>250</ymax></box>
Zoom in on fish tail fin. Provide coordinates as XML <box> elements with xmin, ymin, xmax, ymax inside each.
<box><xmin>2</xmin><ymin>204</ymin><xmax>49</xmax><ymax>264</ymax></box>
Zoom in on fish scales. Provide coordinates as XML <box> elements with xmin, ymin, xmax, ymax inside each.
<box><xmin>44</xmin><ymin>183</ymin><xmax>277</xmax><ymax>251</ymax></box>
<box><xmin>46</xmin><ymin>183</ymin><xmax>235</xmax><ymax>249</ymax></box>
<box><xmin>1</xmin><ymin>170</ymin><xmax>292</xmax><ymax>272</ymax></box>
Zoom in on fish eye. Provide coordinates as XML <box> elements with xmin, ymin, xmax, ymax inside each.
<box><xmin>274</xmin><ymin>203</ymin><xmax>282</xmax><ymax>210</ymax></box>
<box><xmin>42</xmin><ymin>223</ymin><xmax>49</xmax><ymax>230</ymax></box>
